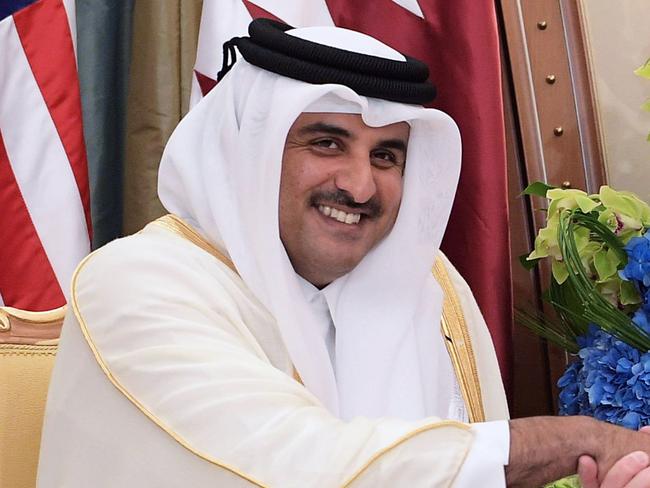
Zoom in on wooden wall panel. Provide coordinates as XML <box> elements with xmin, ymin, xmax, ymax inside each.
<box><xmin>503</xmin><ymin>53</ymin><xmax>555</xmax><ymax>416</ymax></box>
<box><xmin>498</xmin><ymin>0</ymin><xmax>607</xmax><ymax>417</ymax></box>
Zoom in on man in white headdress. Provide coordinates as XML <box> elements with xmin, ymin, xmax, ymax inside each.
<box><xmin>37</xmin><ymin>19</ymin><xmax>650</xmax><ymax>488</ymax></box>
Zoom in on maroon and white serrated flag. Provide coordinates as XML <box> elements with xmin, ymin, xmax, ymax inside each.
<box><xmin>0</xmin><ymin>0</ymin><xmax>91</xmax><ymax>311</ymax></box>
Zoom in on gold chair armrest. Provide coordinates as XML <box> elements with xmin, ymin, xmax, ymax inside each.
<box><xmin>0</xmin><ymin>305</ymin><xmax>66</xmax><ymax>345</ymax></box>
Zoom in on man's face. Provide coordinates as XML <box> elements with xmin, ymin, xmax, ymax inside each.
<box><xmin>279</xmin><ymin>112</ymin><xmax>409</xmax><ymax>287</ymax></box>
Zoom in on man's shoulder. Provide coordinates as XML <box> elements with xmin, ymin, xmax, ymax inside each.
<box><xmin>72</xmin><ymin>221</ymin><xmax>238</xmax><ymax>307</ymax></box>
<box><xmin>78</xmin><ymin>223</ymin><xmax>201</xmax><ymax>277</ymax></box>
<box><xmin>67</xmin><ymin>220</ymin><xmax>285</xmax><ymax>371</ymax></box>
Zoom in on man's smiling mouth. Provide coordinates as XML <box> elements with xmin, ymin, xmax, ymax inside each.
<box><xmin>317</xmin><ymin>205</ymin><xmax>361</xmax><ymax>225</ymax></box>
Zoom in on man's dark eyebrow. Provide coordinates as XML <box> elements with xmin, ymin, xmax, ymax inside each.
<box><xmin>298</xmin><ymin>122</ymin><xmax>352</xmax><ymax>138</ymax></box>
<box><xmin>378</xmin><ymin>138</ymin><xmax>408</xmax><ymax>154</ymax></box>
<box><xmin>298</xmin><ymin>123</ymin><xmax>407</xmax><ymax>154</ymax></box>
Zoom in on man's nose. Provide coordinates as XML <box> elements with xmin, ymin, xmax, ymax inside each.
<box><xmin>333</xmin><ymin>155</ymin><xmax>377</xmax><ymax>204</ymax></box>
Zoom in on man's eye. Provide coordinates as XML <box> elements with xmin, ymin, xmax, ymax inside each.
<box><xmin>373</xmin><ymin>150</ymin><xmax>396</xmax><ymax>161</ymax></box>
<box><xmin>371</xmin><ymin>150</ymin><xmax>402</xmax><ymax>168</ymax></box>
<box><xmin>312</xmin><ymin>139</ymin><xmax>340</xmax><ymax>150</ymax></box>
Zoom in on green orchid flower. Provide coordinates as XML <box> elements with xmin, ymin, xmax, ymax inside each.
<box><xmin>527</xmin><ymin>187</ymin><xmax>649</xmax><ymax>291</ymax></box>
<box><xmin>526</xmin><ymin>186</ymin><xmax>649</xmax><ymax>302</ymax></box>
<box><xmin>598</xmin><ymin>186</ymin><xmax>650</xmax><ymax>242</ymax></box>
<box><xmin>528</xmin><ymin>217</ymin><xmax>561</xmax><ymax>261</ymax></box>
<box><xmin>529</xmin><ymin>214</ymin><xmax>591</xmax><ymax>284</ymax></box>
<box><xmin>635</xmin><ymin>58</ymin><xmax>650</xmax><ymax>141</ymax></box>
<box><xmin>519</xmin><ymin>181</ymin><xmax>650</xmax><ymax>355</ymax></box>
<box><xmin>546</xmin><ymin>188</ymin><xmax>600</xmax><ymax>215</ymax></box>
<box><xmin>528</xmin><ymin>188</ymin><xmax>598</xmax><ymax>264</ymax></box>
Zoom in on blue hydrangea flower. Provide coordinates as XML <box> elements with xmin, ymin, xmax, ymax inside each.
<box><xmin>559</xmin><ymin>229</ymin><xmax>650</xmax><ymax>430</ymax></box>
<box><xmin>633</xmin><ymin>307</ymin><xmax>650</xmax><ymax>335</ymax></box>
<box><xmin>558</xmin><ymin>361</ymin><xmax>584</xmax><ymax>415</ymax></box>
<box><xmin>620</xmin><ymin>233</ymin><xmax>650</xmax><ymax>287</ymax></box>
<box><xmin>558</xmin><ymin>326</ymin><xmax>650</xmax><ymax>430</ymax></box>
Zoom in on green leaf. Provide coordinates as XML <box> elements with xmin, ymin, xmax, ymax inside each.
<box><xmin>545</xmin><ymin>475</ymin><xmax>581</xmax><ymax>488</ymax></box>
<box><xmin>635</xmin><ymin>59</ymin><xmax>650</xmax><ymax>79</ymax></box>
<box><xmin>522</xmin><ymin>181</ymin><xmax>556</xmax><ymax>197</ymax></box>
<box><xmin>550</xmin><ymin>278</ymin><xmax>589</xmax><ymax>337</ymax></box>
<box><xmin>519</xmin><ymin>253</ymin><xmax>540</xmax><ymax>270</ymax></box>
<box><xmin>515</xmin><ymin>309</ymin><xmax>579</xmax><ymax>353</ymax></box>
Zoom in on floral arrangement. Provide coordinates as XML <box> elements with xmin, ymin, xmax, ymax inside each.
<box><xmin>527</xmin><ymin>58</ymin><xmax>650</xmax><ymax>488</ymax></box>
<box><xmin>521</xmin><ymin>184</ymin><xmax>650</xmax><ymax>429</ymax></box>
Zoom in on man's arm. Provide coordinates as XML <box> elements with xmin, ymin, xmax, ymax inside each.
<box><xmin>507</xmin><ymin>416</ymin><xmax>650</xmax><ymax>487</ymax></box>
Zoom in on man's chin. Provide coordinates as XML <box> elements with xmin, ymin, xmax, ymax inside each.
<box><xmin>309</xmin><ymin>252</ymin><xmax>364</xmax><ymax>282</ymax></box>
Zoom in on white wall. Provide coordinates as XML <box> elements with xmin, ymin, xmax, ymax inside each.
<box><xmin>580</xmin><ymin>0</ymin><xmax>650</xmax><ymax>200</ymax></box>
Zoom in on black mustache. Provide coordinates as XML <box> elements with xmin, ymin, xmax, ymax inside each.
<box><xmin>310</xmin><ymin>190</ymin><xmax>382</xmax><ymax>218</ymax></box>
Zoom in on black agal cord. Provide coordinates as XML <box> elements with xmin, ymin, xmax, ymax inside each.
<box><xmin>217</xmin><ymin>18</ymin><xmax>436</xmax><ymax>105</ymax></box>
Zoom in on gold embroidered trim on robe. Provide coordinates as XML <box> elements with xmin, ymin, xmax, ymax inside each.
<box><xmin>155</xmin><ymin>214</ymin><xmax>484</xmax><ymax>421</ymax></box>
<box><xmin>152</xmin><ymin>214</ymin><xmax>238</xmax><ymax>274</ymax></box>
<box><xmin>433</xmin><ymin>257</ymin><xmax>485</xmax><ymax>423</ymax></box>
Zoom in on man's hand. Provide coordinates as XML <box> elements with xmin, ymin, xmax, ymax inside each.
<box><xmin>505</xmin><ymin>417</ymin><xmax>650</xmax><ymax>487</ymax></box>
<box><xmin>579</xmin><ymin>426</ymin><xmax>650</xmax><ymax>488</ymax></box>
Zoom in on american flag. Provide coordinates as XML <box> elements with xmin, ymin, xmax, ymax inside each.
<box><xmin>190</xmin><ymin>0</ymin><xmax>513</xmax><ymax>387</ymax></box>
<box><xmin>0</xmin><ymin>0</ymin><xmax>91</xmax><ymax>311</ymax></box>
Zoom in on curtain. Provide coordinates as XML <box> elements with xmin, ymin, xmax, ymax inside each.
<box><xmin>76</xmin><ymin>0</ymin><xmax>134</xmax><ymax>248</ymax></box>
<box><xmin>122</xmin><ymin>0</ymin><xmax>202</xmax><ymax>235</ymax></box>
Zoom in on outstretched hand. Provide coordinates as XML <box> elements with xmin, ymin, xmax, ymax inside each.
<box><xmin>579</xmin><ymin>426</ymin><xmax>650</xmax><ymax>488</ymax></box>
<box><xmin>506</xmin><ymin>417</ymin><xmax>650</xmax><ymax>487</ymax></box>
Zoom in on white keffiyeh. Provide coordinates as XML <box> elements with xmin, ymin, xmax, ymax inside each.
<box><xmin>158</xmin><ymin>25</ymin><xmax>463</xmax><ymax>421</ymax></box>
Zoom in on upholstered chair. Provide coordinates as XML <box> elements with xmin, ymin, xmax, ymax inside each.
<box><xmin>0</xmin><ymin>306</ymin><xmax>65</xmax><ymax>488</ymax></box>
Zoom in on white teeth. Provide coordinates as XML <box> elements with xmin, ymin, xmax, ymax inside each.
<box><xmin>318</xmin><ymin>205</ymin><xmax>361</xmax><ymax>225</ymax></box>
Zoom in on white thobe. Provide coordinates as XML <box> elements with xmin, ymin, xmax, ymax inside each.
<box><xmin>37</xmin><ymin>220</ymin><xmax>509</xmax><ymax>487</ymax></box>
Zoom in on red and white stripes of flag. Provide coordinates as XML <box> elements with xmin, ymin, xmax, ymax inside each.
<box><xmin>0</xmin><ymin>0</ymin><xmax>91</xmax><ymax>310</ymax></box>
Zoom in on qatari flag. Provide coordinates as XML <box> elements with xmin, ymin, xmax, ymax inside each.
<box><xmin>191</xmin><ymin>0</ymin><xmax>512</xmax><ymax>390</ymax></box>
<box><xmin>0</xmin><ymin>0</ymin><xmax>91</xmax><ymax>311</ymax></box>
